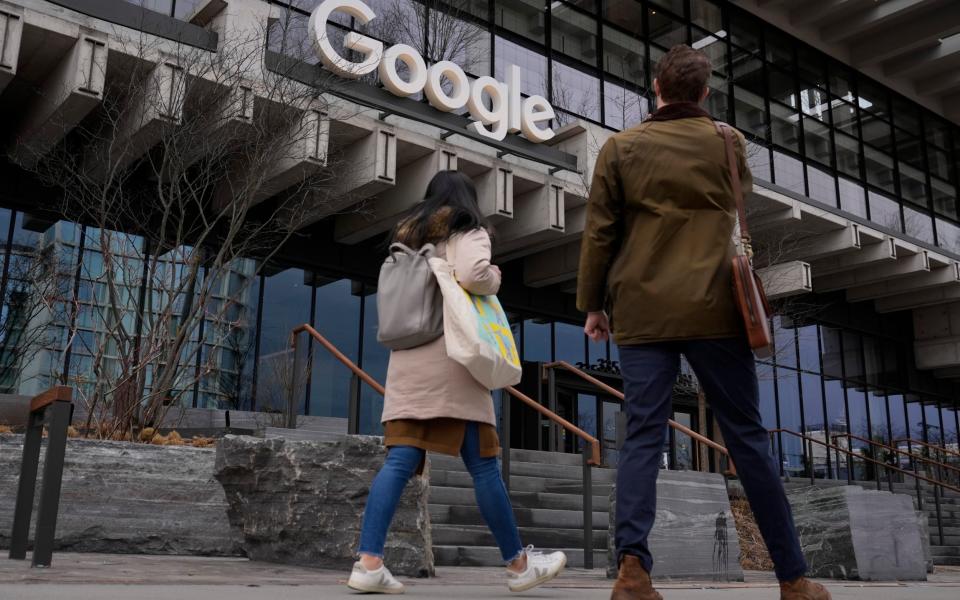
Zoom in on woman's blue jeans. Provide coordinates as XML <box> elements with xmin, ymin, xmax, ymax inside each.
<box><xmin>358</xmin><ymin>422</ymin><xmax>524</xmax><ymax>563</ymax></box>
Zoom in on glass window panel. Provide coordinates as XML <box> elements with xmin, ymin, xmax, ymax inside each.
<box><xmin>925</xmin><ymin>116</ymin><xmax>951</xmax><ymax>149</ymax></box>
<box><xmin>899</xmin><ymin>162</ymin><xmax>929</xmax><ymax>207</ymax></box>
<box><xmin>862</xmin><ymin>336</ymin><xmax>882</xmax><ymax>387</ymax></box>
<box><xmin>803</xmin><ymin>116</ymin><xmax>832</xmax><ymax>166</ymax></box>
<box><xmin>928</xmin><ymin>147</ymin><xmax>953</xmax><ymax>182</ymax></box>
<box><xmin>842</xmin><ymin>331</ymin><xmax>864</xmax><ymax>381</ymax></box>
<box><xmin>604</xmin><ymin>81</ymin><xmax>649</xmax><ymax>130</ymax></box>
<box><xmin>907</xmin><ymin>400</ymin><xmax>924</xmax><ymax>443</ymax></box>
<box><xmin>847</xmin><ymin>388</ymin><xmax>872</xmax><ymax>480</ymax></box>
<box><xmin>800</xmin><ymin>86</ymin><xmax>829</xmax><ymax>122</ymax></box>
<box><xmin>523</xmin><ymin>319</ymin><xmax>551</xmax><ymax>362</ymax></box>
<box><xmin>704</xmin><ymin>72</ymin><xmax>728</xmax><ymax>121</ymax></box>
<box><xmin>732</xmin><ymin>57</ymin><xmax>764</xmax><ymax>97</ymax></box>
<box><xmin>603</xmin><ymin>25</ymin><xmax>646</xmax><ymax>86</ymax></box>
<box><xmin>768</xmin><ymin>68</ymin><xmax>797</xmax><ymax>107</ymax></box>
<box><xmin>552</xmin><ymin>61</ymin><xmax>600</xmax><ymax>123</ymax></box>
<box><xmin>888</xmin><ymin>395</ymin><xmax>907</xmax><ymax>445</ymax></box>
<box><xmin>830</xmin><ymin>65</ymin><xmax>855</xmax><ymax>102</ymax></box>
<box><xmin>257</xmin><ymin>268</ymin><xmax>312</xmax><ymax>415</ymax></box>
<box><xmin>830</xmin><ymin>99</ymin><xmax>859</xmax><ymax>136</ymax></box>
<box><xmin>774</xmin><ymin>316</ymin><xmax>797</xmax><ymax>368</ymax></box>
<box><xmin>861</xmin><ymin>115</ymin><xmax>893</xmax><ymax>153</ymax></box>
<box><xmin>777</xmin><ymin>369</ymin><xmax>804</xmax><ymax>475</ymax></box>
<box><xmin>868</xmin><ymin>191</ymin><xmax>903</xmax><ymax>232</ymax></box>
<box><xmin>360</xmin><ymin>292</ymin><xmax>389</xmax><ymax>435</ymax></box>
<box><xmin>746</xmin><ymin>141</ymin><xmax>772</xmax><ymax>181</ymax></box>
<box><xmin>765</xmin><ymin>28</ymin><xmax>793</xmax><ymax>69</ymax></box>
<box><xmin>552</xmin><ymin>4</ymin><xmax>598</xmax><ymax>65</ymax></box>
<box><xmin>798</xmin><ymin>325</ymin><xmax>820</xmax><ymax>373</ymax></box>
<box><xmin>125</xmin><ymin>0</ymin><xmax>173</xmax><ymax>16</ymax></box>
<box><xmin>650</xmin><ymin>0</ymin><xmax>684</xmax><ymax>16</ymax></box>
<box><xmin>834</xmin><ymin>131</ymin><xmax>861</xmax><ymax>179</ymax></box>
<box><xmin>648</xmin><ymin>7</ymin><xmax>686</xmax><ymax>49</ymax></box>
<box><xmin>820</xmin><ymin>326</ymin><xmax>843</xmax><ymax>380</ymax></box>
<box><xmin>428</xmin><ymin>10</ymin><xmax>491</xmax><ymax>75</ymax></box>
<box><xmin>797</xmin><ymin>47</ymin><xmax>827</xmax><ymax>90</ymax></box>
<box><xmin>729</xmin><ymin>13</ymin><xmax>760</xmax><ymax>54</ymax></box>
<box><xmin>925</xmin><ymin>404</ymin><xmax>944</xmax><ymax>446</ymax></box>
<box><xmin>944</xmin><ymin>408</ymin><xmax>958</xmax><ymax>447</ymax></box>
<box><xmin>801</xmin><ymin>373</ymin><xmax>827</xmax><ymax>476</ymax></box>
<box><xmin>359</xmin><ymin>0</ymin><xmax>423</xmax><ymax>46</ymax></box>
<box><xmin>857</xmin><ymin>77</ymin><xmax>890</xmax><ymax>121</ymax></box>
<box><xmin>903</xmin><ymin>205</ymin><xmax>934</xmax><ymax>244</ymax></box>
<box><xmin>690</xmin><ymin>0</ymin><xmax>722</xmax><ymax>31</ymax></box>
<box><xmin>771</xmin><ymin>103</ymin><xmax>801</xmax><ymax>152</ymax></box>
<box><xmin>310</xmin><ymin>280</ymin><xmax>359</xmax><ymax>418</ymax></box>
<box><xmin>892</xmin><ymin>95</ymin><xmax>920</xmax><ymax>133</ymax></box>
<box><xmin>863</xmin><ymin>146</ymin><xmax>896</xmax><ymax>194</ymax></box>
<box><xmin>603</xmin><ymin>0</ymin><xmax>642</xmax><ymax>35</ymax></box>
<box><xmin>587</xmin><ymin>336</ymin><xmax>607</xmax><ymax>366</ymax></box>
<box><xmin>555</xmin><ymin>322</ymin><xmax>585</xmax><ymax>366</ymax></box>
<box><xmin>495</xmin><ymin>0</ymin><xmax>545</xmax><ymax>44</ymax></box>
<box><xmin>823</xmin><ymin>378</ymin><xmax>846</xmax><ymax>452</ymax></box>
<box><xmin>733</xmin><ymin>84</ymin><xmax>767</xmax><ymax>139</ymax></box>
<box><xmin>896</xmin><ymin>130</ymin><xmax>924</xmax><ymax>169</ymax></box>
<box><xmin>495</xmin><ymin>37</ymin><xmax>548</xmax><ymax>97</ymax></box>
<box><xmin>868</xmin><ymin>392</ymin><xmax>890</xmax><ymax>442</ymax></box>
<box><xmin>692</xmin><ymin>27</ymin><xmax>728</xmax><ymax>75</ymax></box>
<box><xmin>757</xmin><ymin>362</ymin><xmax>778</xmax><ymax>430</ymax></box>
<box><xmin>807</xmin><ymin>165</ymin><xmax>837</xmax><ymax>206</ymax></box>
<box><xmin>773</xmin><ymin>150</ymin><xmax>804</xmax><ymax>194</ymax></box>
<box><xmin>936</xmin><ymin>218</ymin><xmax>960</xmax><ymax>254</ymax></box>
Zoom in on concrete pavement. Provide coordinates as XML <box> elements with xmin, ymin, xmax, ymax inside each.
<box><xmin>1</xmin><ymin>553</ymin><xmax>959</xmax><ymax>599</ymax></box>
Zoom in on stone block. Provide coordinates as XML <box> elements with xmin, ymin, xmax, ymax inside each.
<box><xmin>787</xmin><ymin>485</ymin><xmax>928</xmax><ymax>581</ymax></box>
<box><xmin>608</xmin><ymin>471</ymin><xmax>743</xmax><ymax>581</ymax></box>
<box><xmin>0</xmin><ymin>433</ymin><xmax>242</xmax><ymax>556</ymax></box>
<box><xmin>214</xmin><ymin>434</ymin><xmax>433</xmax><ymax>578</ymax></box>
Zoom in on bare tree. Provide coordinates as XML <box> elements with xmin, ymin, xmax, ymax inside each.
<box><xmin>8</xmin><ymin>24</ymin><xmax>354</xmax><ymax>440</ymax></box>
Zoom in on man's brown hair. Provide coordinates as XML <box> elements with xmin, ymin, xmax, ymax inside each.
<box><xmin>655</xmin><ymin>44</ymin><xmax>711</xmax><ymax>103</ymax></box>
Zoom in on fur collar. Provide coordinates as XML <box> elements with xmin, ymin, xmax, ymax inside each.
<box><xmin>646</xmin><ymin>102</ymin><xmax>713</xmax><ymax>122</ymax></box>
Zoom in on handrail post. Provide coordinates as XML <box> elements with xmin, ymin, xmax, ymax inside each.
<box><xmin>287</xmin><ymin>331</ymin><xmax>306</xmax><ymax>429</ymax></box>
<box><xmin>547</xmin><ymin>367</ymin><xmax>558</xmax><ymax>453</ymax></box>
<box><xmin>809</xmin><ymin>438</ymin><xmax>815</xmax><ymax>486</ymax></box>
<box><xmin>348</xmin><ymin>373</ymin><xmax>361</xmax><ymax>435</ymax></box>
<box><xmin>934</xmin><ymin>477</ymin><xmax>945</xmax><ymax>546</ymax></box>
<box><xmin>502</xmin><ymin>390</ymin><xmax>511</xmax><ymax>492</ymax></box>
<box><xmin>582</xmin><ymin>450</ymin><xmax>593</xmax><ymax>570</ymax></box>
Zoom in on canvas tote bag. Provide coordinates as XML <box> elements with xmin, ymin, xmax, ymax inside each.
<box><xmin>428</xmin><ymin>241</ymin><xmax>521</xmax><ymax>390</ymax></box>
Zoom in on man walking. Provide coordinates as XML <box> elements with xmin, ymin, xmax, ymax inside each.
<box><xmin>576</xmin><ymin>45</ymin><xmax>830</xmax><ymax>600</ymax></box>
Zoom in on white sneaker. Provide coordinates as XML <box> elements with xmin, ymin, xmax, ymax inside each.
<box><xmin>506</xmin><ymin>546</ymin><xmax>567</xmax><ymax>592</ymax></box>
<box><xmin>347</xmin><ymin>561</ymin><xmax>405</xmax><ymax>594</ymax></box>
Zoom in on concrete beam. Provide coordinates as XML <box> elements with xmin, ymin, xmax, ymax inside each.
<box><xmin>256</xmin><ymin>108</ymin><xmax>329</xmax><ymax>202</ymax></box>
<box><xmin>846</xmin><ymin>262</ymin><xmax>960</xmax><ymax>302</ymax></box>
<box><xmin>475</xmin><ymin>162</ymin><xmax>515</xmax><ymax>220</ymax></box>
<box><xmin>749</xmin><ymin>203</ymin><xmax>803</xmax><ymax>234</ymax></box>
<box><xmin>86</xmin><ymin>57</ymin><xmax>185</xmax><ymax>178</ymax></box>
<box><xmin>312</xmin><ymin>123</ymin><xmax>397</xmax><ymax>218</ymax></box>
<box><xmin>875</xmin><ymin>283</ymin><xmax>960</xmax><ymax>313</ymax></box>
<box><xmin>915</xmin><ymin>68</ymin><xmax>960</xmax><ymax>96</ymax></box>
<box><xmin>789</xmin><ymin>0</ymin><xmax>871</xmax><ymax>27</ymax></box>
<box><xmin>494</xmin><ymin>180</ymin><xmax>566</xmax><ymax>258</ymax></box>
<box><xmin>334</xmin><ymin>144</ymin><xmax>457</xmax><ymax>244</ymax></box>
<box><xmin>498</xmin><ymin>203</ymin><xmax>586</xmax><ymax>263</ymax></box>
<box><xmin>848</xmin><ymin>2</ymin><xmax>960</xmax><ymax>66</ymax></box>
<box><xmin>0</xmin><ymin>5</ymin><xmax>23</xmax><ymax>95</ymax></box>
<box><xmin>813</xmin><ymin>251</ymin><xmax>930</xmax><ymax>292</ymax></box>
<box><xmin>915</xmin><ymin>334</ymin><xmax>960</xmax><ymax>371</ymax></box>
<box><xmin>933</xmin><ymin>366</ymin><xmax>960</xmax><ymax>379</ymax></box>
<box><xmin>757</xmin><ymin>261</ymin><xmax>813</xmax><ymax>300</ymax></box>
<box><xmin>883</xmin><ymin>32</ymin><xmax>960</xmax><ymax>77</ymax></box>
<box><xmin>545</xmin><ymin>119</ymin><xmax>610</xmax><ymax>208</ymax></box>
<box><xmin>774</xmin><ymin>224</ymin><xmax>861</xmax><ymax>262</ymax></box>
<box><xmin>810</xmin><ymin>237</ymin><xmax>897</xmax><ymax>276</ymax></box>
<box><xmin>10</xmin><ymin>32</ymin><xmax>107</xmax><ymax>168</ymax></box>
<box><xmin>821</xmin><ymin>0</ymin><xmax>932</xmax><ymax>43</ymax></box>
<box><xmin>523</xmin><ymin>241</ymin><xmax>581</xmax><ymax>288</ymax></box>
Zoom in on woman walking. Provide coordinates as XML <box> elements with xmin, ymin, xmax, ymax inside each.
<box><xmin>347</xmin><ymin>170</ymin><xmax>567</xmax><ymax>595</ymax></box>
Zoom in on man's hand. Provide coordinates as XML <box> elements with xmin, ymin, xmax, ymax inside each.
<box><xmin>584</xmin><ymin>311</ymin><xmax>610</xmax><ymax>342</ymax></box>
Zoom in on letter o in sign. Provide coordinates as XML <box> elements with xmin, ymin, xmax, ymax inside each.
<box><xmin>423</xmin><ymin>61</ymin><xmax>470</xmax><ymax>112</ymax></box>
<box><xmin>378</xmin><ymin>44</ymin><xmax>428</xmax><ymax>97</ymax></box>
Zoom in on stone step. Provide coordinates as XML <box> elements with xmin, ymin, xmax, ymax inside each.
<box><xmin>295</xmin><ymin>417</ymin><xmax>348</xmax><ymax>432</ymax></box>
<box><xmin>933</xmin><ymin>557</ymin><xmax>960</xmax><ymax>566</ymax></box>
<box><xmin>433</xmin><ymin>544</ymin><xmax>606</xmax><ymax>569</ymax></box>
<box><xmin>432</xmin><ymin>524</ymin><xmax>608</xmax><ymax>550</ymax></box>
<box><xmin>429</xmin><ymin>469</ymin><xmax>613</xmax><ymax>497</ymax></box>
<box><xmin>507</xmin><ymin>448</ymin><xmax>592</xmax><ymax>467</ymax></box>
<box><xmin>428</xmin><ymin>485</ymin><xmax>611</xmax><ymax>512</ymax></box>
<box><xmin>430</xmin><ymin>504</ymin><xmax>608</xmax><ymax>530</ymax></box>
<box><xmin>428</xmin><ymin>455</ymin><xmax>617</xmax><ymax>483</ymax></box>
<box><xmin>926</xmin><ymin>535</ymin><xmax>960</xmax><ymax>545</ymax></box>
<box><xmin>263</xmin><ymin>428</ymin><xmax>345</xmax><ymax>442</ymax></box>
<box><xmin>930</xmin><ymin>545</ymin><xmax>960</xmax><ymax>557</ymax></box>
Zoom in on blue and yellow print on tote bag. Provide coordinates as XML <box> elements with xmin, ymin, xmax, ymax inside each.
<box><xmin>463</xmin><ymin>288</ymin><xmax>520</xmax><ymax>368</ymax></box>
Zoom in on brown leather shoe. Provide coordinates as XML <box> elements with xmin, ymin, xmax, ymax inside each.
<box><xmin>610</xmin><ymin>555</ymin><xmax>662</xmax><ymax>600</ymax></box>
<box><xmin>780</xmin><ymin>577</ymin><xmax>831</xmax><ymax>600</ymax></box>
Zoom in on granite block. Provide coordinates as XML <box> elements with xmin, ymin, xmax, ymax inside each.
<box><xmin>608</xmin><ymin>470</ymin><xmax>743</xmax><ymax>581</ymax></box>
<box><xmin>788</xmin><ymin>485</ymin><xmax>928</xmax><ymax>581</ymax></box>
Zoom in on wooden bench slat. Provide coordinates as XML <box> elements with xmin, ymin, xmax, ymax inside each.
<box><xmin>29</xmin><ymin>386</ymin><xmax>73</xmax><ymax>414</ymax></box>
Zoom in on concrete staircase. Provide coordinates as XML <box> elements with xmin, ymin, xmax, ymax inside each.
<box><xmin>428</xmin><ymin>448</ymin><xmax>612</xmax><ymax>568</ymax></box>
<box><xmin>263</xmin><ymin>416</ymin><xmax>349</xmax><ymax>443</ymax></box>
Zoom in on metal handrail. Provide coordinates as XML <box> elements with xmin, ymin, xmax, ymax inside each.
<box><xmin>832</xmin><ymin>432</ymin><xmax>960</xmax><ymax>479</ymax></box>
<box><xmin>289</xmin><ymin>324</ymin><xmax>603</xmax><ymax>568</ymax></box>
<box><xmin>893</xmin><ymin>437</ymin><xmax>960</xmax><ymax>460</ymax></box>
<box><xmin>774</xmin><ymin>428</ymin><xmax>960</xmax><ymax>546</ymax></box>
<box><xmin>544</xmin><ymin>361</ymin><xmax>731</xmax><ymax>459</ymax></box>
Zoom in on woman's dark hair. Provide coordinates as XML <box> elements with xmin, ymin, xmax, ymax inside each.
<box><xmin>391</xmin><ymin>170</ymin><xmax>488</xmax><ymax>247</ymax></box>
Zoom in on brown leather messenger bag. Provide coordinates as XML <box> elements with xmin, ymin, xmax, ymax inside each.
<box><xmin>714</xmin><ymin>121</ymin><xmax>773</xmax><ymax>355</ymax></box>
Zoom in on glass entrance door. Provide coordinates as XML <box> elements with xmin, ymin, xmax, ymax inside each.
<box><xmin>665</xmin><ymin>409</ymin><xmax>697</xmax><ymax>470</ymax></box>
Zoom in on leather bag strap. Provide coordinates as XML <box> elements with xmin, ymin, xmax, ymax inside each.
<box><xmin>713</xmin><ymin>121</ymin><xmax>750</xmax><ymax>247</ymax></box>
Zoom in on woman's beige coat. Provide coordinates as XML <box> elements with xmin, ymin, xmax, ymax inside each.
<box><xmin>380</xmin><ymin>228</ymin><xmax>501</xmax><ymax>426</ymax></box>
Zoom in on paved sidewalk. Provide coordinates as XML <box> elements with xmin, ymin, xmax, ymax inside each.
<box><xmin>1</xmin><ymin>553</ymin><xmax>959</xmax><ymax>599</ymax></box>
